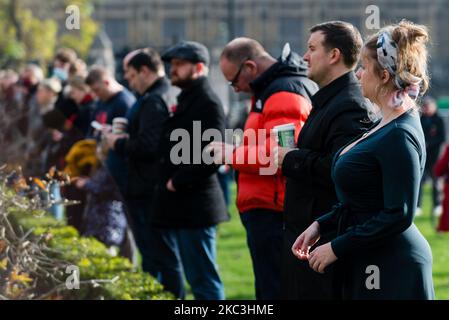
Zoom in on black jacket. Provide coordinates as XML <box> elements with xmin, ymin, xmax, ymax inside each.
<box><xmin>420</xmin><ymin>112</ymin><xmax>445</xmax><ymax>166</ymax></box>
<box><xmin>114</xmin><ymin>77</ymin><xmax>172</xmax><ymax>198</ymax></box>
<box><xmin>151</xmin><ymin>77</ymin><xmax>229</xmax><ymax>228</ymax></box>
<box><xmin>280</xmin><ymin>72</ymin><xmax>372</xmax><ymax>299</ymax></box>
<box><xmin>282</xmin><ymin>71</ymin><xmax>371</xmax><ymax>233</ymax></box>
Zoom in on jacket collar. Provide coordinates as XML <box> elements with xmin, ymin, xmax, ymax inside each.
<box><xmin>142</xmin><ymin>77</ymin><xmax>168</xmax><ymax>97</ymax></box>
<box><xmin>173</xmin><ymin>76</ymin><xmax>209</xmax><ymax>116</ymax></box>
<box><xmin>249</xmin><ymin>50</ymin><xmax>308</xmax><ymax>98</ymax></box>
<box><xmin>177</xmin><ymin>76</ymin><xmax>208</xmax><ymax>102</ymax></box>
<box><xmin>312</xmin><ymin>71</ymin><xmax>359</xmax><ymax>109</ymax></box>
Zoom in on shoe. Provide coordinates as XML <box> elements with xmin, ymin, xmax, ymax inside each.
<box><xmin>433</xmin><ymin>205</ymin><xmax>443</xmax><ymax>217</ymax></box>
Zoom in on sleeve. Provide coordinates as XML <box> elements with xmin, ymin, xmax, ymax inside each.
<box><xmin>170</xmin><ymin>101</ymin><xmax>225</xmax><ymax>190</ymax></box>
<box><xmin>434</xmin><ymin>144</ymin><xmax>449</xmax><ymax>177</ymax></box>
<box><xmin>232</xmin><ymin>91</ymin><xmax>311</xmax><ymax>174</ymax></box>
<box><xmin>282</xmin><ymin>106</ymin><xmax>366</xmax><ymax>189</ymax></box>
<box><xmin>112</xmin><ymin>97</ymin><xmax>131</xmax><ymax>119</ymax></box>
<box><xmin>315</xmin><ymin>203</ymin><xmax>345</xmax><ymax>235</ymax></box>
<box><xmin>114</xmin><ymin>97</ymin><xmax>168</xmax><ymax>161</ymax></box>
<box><xmin>330</xmin><ymin>128</ymin><xmax>422</xmax><ymax>258</ymax></box>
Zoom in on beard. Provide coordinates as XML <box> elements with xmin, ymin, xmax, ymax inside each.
<box><xmin>170</xmin><ymin>70</ymin><xmax>196</xmax><ymax>89</ymax></box>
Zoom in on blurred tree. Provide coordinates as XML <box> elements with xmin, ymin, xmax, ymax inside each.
<box><xmin>0</xmin><ymin>0</ymin><xmax>98</xmax><ymax>69</ymax></box>
<box><xmin>59</xmin><ymin>0</ymin><xmax>98</xmax><ymax>60</ymax></box>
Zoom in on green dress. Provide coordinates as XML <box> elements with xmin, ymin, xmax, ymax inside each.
<box><xmin>317</xmin><ymin>110</ymin><xmax>434</xmax><ymax>299</ymax></box>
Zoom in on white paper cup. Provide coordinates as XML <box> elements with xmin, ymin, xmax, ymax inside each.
<box><xmin>112</xmin><ymin>117</ymin><xmax>128</xmax><ymax>134</ymax></box>
<box><xmin>273</xmin><ymin>123</ymin><xmax>296</xmax><ymax>148</ymax></box>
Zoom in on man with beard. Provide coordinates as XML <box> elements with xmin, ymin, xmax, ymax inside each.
<box><xmin>150</xmin><ymin>41</ymin><xmax>229</xmax><ymax>300</ymax></box>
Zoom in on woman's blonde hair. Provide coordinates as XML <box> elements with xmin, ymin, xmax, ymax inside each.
<box><xmin>364</xmin><ymin>20</ymin><xmax>430</xmax><ymax>96</ymax></box>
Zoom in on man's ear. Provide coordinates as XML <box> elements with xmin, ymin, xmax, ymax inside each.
<box><xmin>196</xmin><ymin>63</ymin><xmax>204</xmax><ymax>74</ymax></box>
<box><xmin>245</xmin><ymin>60</ymin><xmax>258</xmax><ymax>75</ymax></box>
<box><xmin>329</xmin><ymin>48</ymin><xmax>342</xmax><ymax>65</ymax></box>
<box><xmin>141</xmin><ymin>66</ymin><xmax>151</xmax><ymax>77</ymax></box>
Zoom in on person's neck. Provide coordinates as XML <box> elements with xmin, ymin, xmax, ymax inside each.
<box><xmin>139</xmin><ymin>74</ymin><xmax>161</xmax><ymax>95</ymax></box>
<box><xmin>318</xmin><ymin>66</ymin><xmax>351</xmax><ymax>88</ymax></box>
<box><xmin>378</xmin><ymin>103</ymin><xmax>409</xmax><ymax>126</ymax></box>
<box><xmin>104</xmin><ymin>82</ymin><xmax>123</xmax><ymax>100</ymax></box>
<box><xmin>254</xmin><ymin>56</ymin><xmax>278</xmax><ymax>77</ymax></box>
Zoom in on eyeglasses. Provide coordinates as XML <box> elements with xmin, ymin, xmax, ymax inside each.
<box><xmin>228</xmin><ymin>58</ymin><xmax>249</xmax><ymax>88</ymax></box>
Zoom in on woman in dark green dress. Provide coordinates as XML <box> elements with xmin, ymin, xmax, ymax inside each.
<box><xmin>291</xmin><ymin>20</ymin><xmax>435</xmax><ymax>299</ymax></box>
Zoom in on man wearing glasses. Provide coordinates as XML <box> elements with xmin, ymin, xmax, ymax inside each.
<box><xmin>211</xmin><ymin>37</ymin><xmax>318</xmax><ymax>299</ymax></box>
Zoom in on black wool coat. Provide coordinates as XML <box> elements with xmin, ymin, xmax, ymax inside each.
<box><xmin>281</xmin><ymin>71</ymin><xmax>372</xmax><ymax>299</ymax></box>
<box><xmin>151</xmin><ymin>77</ymin><xmax>229</xmax><ymax>228</ymax></box>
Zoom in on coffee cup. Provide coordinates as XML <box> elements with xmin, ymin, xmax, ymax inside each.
<box><xmin>112</xmin><ymin>117</ymin><xmax>128</xmax><ymax>134</ymax></box>
<box><xmin>273</xmin><ymin>123</ymin><xmax>296</xmax><ymax>148</ymax></box>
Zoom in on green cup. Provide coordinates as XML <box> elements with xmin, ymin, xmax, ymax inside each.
<box><xmin>273</xmin><ymin>123</ymin><xmax>296</xmax><ymax>148</ymax></box>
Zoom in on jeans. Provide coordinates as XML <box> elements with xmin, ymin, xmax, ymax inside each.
<box><xmin>240</xmin><ymin>209</ymin><xmax>283</xmax><ymax>300</ymax></box>
<box><xmin>149</xmin><ymin>226</ymin><xmax>225</xmax><ymax>300</ymax></box>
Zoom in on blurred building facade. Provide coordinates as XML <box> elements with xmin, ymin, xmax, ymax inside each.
<box><xmin>92</xmin><ymin>0</ymin><xmax>449</xmax><ymax>102</ymax></box>
<box><xmin>19</xmin><ymin>0</ymin><xmax>449</xmax><ymax>99</ymax></box>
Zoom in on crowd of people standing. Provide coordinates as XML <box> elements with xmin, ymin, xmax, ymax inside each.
<box><xmin>1</xmin><ymin>18</ymin><xmax>447</xmax><ymax>300</ymax></box>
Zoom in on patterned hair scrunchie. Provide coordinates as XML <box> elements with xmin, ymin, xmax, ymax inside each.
<box><xmin>376</xmin><ymin>31</ymin><xmax>422</xmax><ymax>107</ymax></box>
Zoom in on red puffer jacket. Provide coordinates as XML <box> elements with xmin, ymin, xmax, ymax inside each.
<box><xmin>233</xmin><ymin>93</ymin><xmax>312</xmax><ymax>213</ymax></box>
<box><xmin>231</xmin><ymin>50</ymin><xmax>318</xmax><ymax>213</ymax></box>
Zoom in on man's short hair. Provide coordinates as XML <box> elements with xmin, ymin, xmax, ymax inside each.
<box><xmin>85</xmin><ymin>66</ymin><xmax>110</xmax><ymax>85</ymax></box>
<box><xmin>69</xmin><ymin>75</ymin><xmax>89</xmax><ymax>92</ymax></box>
<box><xmin>54</xmin><ymin>47</ymin><xmax>77</xmax><ymax>65</ymax></box>
<box><xmin>310</xmin><ymin>21</ymin><xmax>363</xmax><ymax>68</ymax></box>
<box><xmin>127</xmin><ymin>48</ymin><xmax>164</xmax><ymax>73</ymax></box>
<box><xmin>220</xmin><ymin>37</ymin><xmax>268</xmax><ymax>64</ymax></box>
<box><xmin>423</xmin><ymin>96</ymin><xmax>436</xmax><ymax>106</ymax></box>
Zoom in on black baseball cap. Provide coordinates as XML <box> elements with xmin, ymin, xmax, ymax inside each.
<box><xmin>162</xmin><ymin>41</ymin><xmax>210</xmax><ymax>66</ymax></box>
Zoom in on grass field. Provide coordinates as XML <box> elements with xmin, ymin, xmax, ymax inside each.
<box><xmin>209</xmin><ymin>183</ymin><xmax>449</xmax><ymax>300</ymax></box>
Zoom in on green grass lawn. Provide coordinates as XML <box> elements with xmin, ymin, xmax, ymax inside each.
<box><xmin>212</xmin><ymin>182</ymin><xmax>449</xmax><ymax>300</ymax></box>
<box><xmin>215</xmin><ymin>184</ymin><xmax>255</xmax><ymax>300</ymax></box>
<box><xmin>415</xmin><ymin>184</ymin><xmax>449</xmax><ymax>299</ymax></box>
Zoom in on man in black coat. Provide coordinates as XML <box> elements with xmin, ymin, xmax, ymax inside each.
<box><xmin>418</xmin><ymin>96</ymin><xmax>446</xmax><ymax>215</ymax></box>
<box><xmin>150</xmin><ymin>41</ymin><xmax>229</xmax><ymax>300</ymax></box>
<box><xmin>105</xmin><ymin>48</ymin><xmax>173</xmax><ymax>275</ymax></box>
<box><xmin>277</xmin><ymin>21</ymin><xmax>372</xmax><ymax>299</ymax></box>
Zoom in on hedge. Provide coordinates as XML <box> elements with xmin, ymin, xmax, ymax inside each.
<box><xmin>7</xmin><ymin>205</ymin><xmax>175</xmax><ymax>300</ymax></box>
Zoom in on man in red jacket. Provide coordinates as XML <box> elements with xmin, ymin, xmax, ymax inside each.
<box><xmin>209</xmin><ymin>37</ymin><xmax>318</xmax><ymax>299</ymax></box>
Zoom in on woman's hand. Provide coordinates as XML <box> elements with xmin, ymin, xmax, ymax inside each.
<box><xmin>291</xmin><ymin>221</ymin><xmax>321</xmax><ymax>260</ymax></box>
<box><xmin>308</xmin><ymin>242</ymin><xmax>338</xmax><ymax>274</ymax></box>
<box><xmin>166</xmin><ymin>179</ymin><xmax>176</xmax><ymax>192</ymax></box>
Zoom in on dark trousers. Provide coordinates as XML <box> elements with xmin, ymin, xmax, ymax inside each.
<box><xmin>418</xmin><ymin>163</ymin><xmax>440</xmax><ymax>209</ymax></box>
<box><xmin>281</xmin><ymin>226</ymin><xmax>335</xmax><ymax>300</ymax></box>
<box><xmin>126</xmin><ymin>197</ymin><xmax>155</xmax><ymax>273</ymax></box>
<box><xmin>240</xmin><ymin>209</ymin><xmax>283</xmax><ymax>300</ymax></box>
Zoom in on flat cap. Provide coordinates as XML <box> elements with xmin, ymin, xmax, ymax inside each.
<box><xmin>162</xmin><ymin>41</ymin><xmax>210</xmax><ymax>65</ymax></box>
